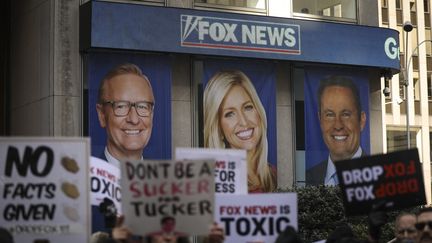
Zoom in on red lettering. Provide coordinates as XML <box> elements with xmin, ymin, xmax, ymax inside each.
<box><xmin>397</xmin><ymin>181</ymin><xmax>408</xmax><ymax>194</ymax></box>
<box><xmin>395</xmin><ymin>162</ymin><xmax>405</xmax><ymax>176</ymax></box>
<box><xmin>374</xmin><ymin>179</ymin><xmax>420</xmax><ymax>198</ymax></box>
<box><xmin>407</xmin><ymin>160</ymin><xmax>416</xmax><ymax>175</ymax></box>
<box><xmin>384</xmin><ymin>164</ymin><xmax>395</xmax><ymax>178</ymax></box>
<box><xmin>244</xmin><ymin>206</ymin><xmax>258</xmax><ymax>215</ymax></box>
<box><xmin>259</xmin><ymin>205</ymin><xmax>277</xmax><ymax>214</ymax></box>
<box><xmin>198</xmin><ymin>180</ymin><xmax>209</xmax><ymax>193</ymax></box>
<box><xmin>215</xmin><ymin>161</ymin><xmax>226</xmax><ymax>169</ymax></box>
<box><xmin>408</xmin><ymin>178</ymin><xmax>418</xmax><ymax>192</ymax></box>
<box><xmin>130</xmin><ymin>181</ymin><xmax>141</xmax><ymax>198</ymax></box>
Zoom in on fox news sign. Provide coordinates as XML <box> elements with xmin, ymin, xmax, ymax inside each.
<box><xmin>181</xmin><ymin>15</ymin><xmax>301</xmax><ymax>55</ymax></box>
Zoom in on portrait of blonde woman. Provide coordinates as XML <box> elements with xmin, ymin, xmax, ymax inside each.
<box><xmin>203</xmin><ymin>70</ymin><xmax>276</xmax><ymax>193</ymax></box>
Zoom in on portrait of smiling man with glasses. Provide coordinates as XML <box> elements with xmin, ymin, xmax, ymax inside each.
<box><xmin>96</xmin><ymin>63</ymin><xmax>155</xmax><ymax>166</ymax></box>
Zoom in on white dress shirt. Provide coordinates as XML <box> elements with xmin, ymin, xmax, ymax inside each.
<box><xmin>324</xmin><ymin>147</ymin><xmax>363</xmax><ymax>186</ymax></box>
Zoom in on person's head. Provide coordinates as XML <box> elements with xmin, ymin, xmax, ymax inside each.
<box><xmin>274</xmin><ymin>226</ymin><xmax>302</xmax><ymax>243</ymax></box>
<box><xmin>204</xmin><ymin>70</ymin><xmax>266</xmax><ymax>152</ymax></box>
<box><xmin>416</xmin><ymin>207</ymin><xmax>432</xmax><ymax>243</ymax></box>
<box><xmin>161</xmin><ymin>216</ymin><xmax>176</xmax><ymax>233</ymax></box>
<box><xmin>395</xmin><ymin>212</ymin><xmax>417</xmax><ymax>243</ymax></box>
<box><xmin>203</xmin><ymin>70</ymin><xmax>274</xmax><ymax>191</ymax></box>
<box><xmin>326</xmin><ymin>222</ymin><xmax>355</xmax><ymax>243</ymax></box>
<box><xmin>96</xmin><ymin>63</ymin><xmax>155</xmax><ymax>160</ymax></box>
<box><xmin>0</xmin><ymin>227</ymin><xmax>13</xmax><ymax>243</ymax></box>
<box><xmin>317</xmin><ymin>75</ymin><xmax>366</xmax><ymax>162</ymax></box>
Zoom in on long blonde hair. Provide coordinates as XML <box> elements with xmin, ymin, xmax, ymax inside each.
<box><xmin>203</xmin><ymin>70</ymin><xmax>275</xmax><ymax>192</ymax></box>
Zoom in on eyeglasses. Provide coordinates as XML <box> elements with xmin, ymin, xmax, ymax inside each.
<box><xmin>415</xmin><ymin>221</ymin><xmax>432</xmax><ymax>231</ymax></box>
<box><xmin>397</xmin><ymin>228</ymin><xmax>416</xmax><ymax>234</ymax></box>
<box><xmin>102</xmin><ymin>100</ymin><xmax>154</xmax><ymax>117</ymax></box>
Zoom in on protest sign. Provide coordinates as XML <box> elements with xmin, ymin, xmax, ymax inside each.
<box><xmin>0</xmin><ymin>137</ymin><xmax>90</xmax><ymax>243</ymax></box>
<box><xmin>120</xmin><ymin>159</ymin><xmax>215</xmax><ymax>236</ymax></box>
<box><xmin>215</xmin><ymin>193</ymin><xmax>297</xmax><ymax>243</ymax></box>
<box><xmin>335</xmin><ymin>148</ymin><xmax>426</xmax><ymax>216</ymax></box>
<box><xmin>176</xmin><ymin>148</ymin><xmax>247</xmax><ymax>194</ymax></box>
<box><xmin>90</xmin><ymin>156</ymin><xmax>121</xmax><ymax>213</ymax></box>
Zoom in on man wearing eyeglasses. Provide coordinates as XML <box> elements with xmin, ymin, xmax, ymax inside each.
<box><xmin>415</xmin><ymin>207</ymin><xmax>432</xmax><ymax>243</ymax></box>
<box><xmin>91</xmin><ymin>63</ymin><xmax>154</xmax><ymax>235</ymax></box>
<box><xmin>394</xmin><ymin>212</ymin><xmax>416</xmax><ymax>243</ymax></box>
<box><xmin>96</xmin><ymin>63</ymin><xmax>155</xmax><ymax>166</ymax></box>
<box><xmin>93</xmin><ymin>63</ymin><xmax>225</xmax><ymax>243</ymax></box>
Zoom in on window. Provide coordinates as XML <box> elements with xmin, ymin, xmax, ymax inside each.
<box><xmin>293</xmin><ymin>0</ymin><xmax>357</xmax><ymax>22</ymax></box>
<box><xmin>411</xmin><ymin>0</ymin><xmax>417</xmax><ymax>12</ymax></box>
<box><xmin>195</xmin><ymin>0</ymin><xmax>266</xmax><ymax>11</ymax></box>
<box><xmin>428</xmin><ymin>73</ymin><xmax>432</xmax><ymax>100</ymax></box>
<box><xmin>426</xmin><ymin>29</ymin><xmax>432</xmax><ymax>56</ymax></box>
<box><xmin>396</xmin><ymin>0</ymin><xmax>401</xmax><ymax>9</ymax></box>
<box><xmin>382</xmin><ymin>0</ymin><xmax>388</xmax><ymax>7</ymax></box>
<box><xmin>425</xmin><ymin>0</ymin><xmax>430</xmax><ymax>12</ymax></box>
<box><xmin>387</xmin><ymin>129</ymin><xmax>417</xmax><ymax>152</ymax></box>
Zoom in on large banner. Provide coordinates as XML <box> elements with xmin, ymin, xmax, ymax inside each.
<box><xmin>0</xmin><ymin>137</ymin><xmax>90</xmax><ymax>243</ymax></box>
<box><xmin>215</xmin><ymin>193</ymin><xmax>297</xmax><ymax>243</ymax></box>
<box><xmin>304</xmin><ymin>66</ymin><xmax>370</xmax><ymax>186</ymax></box>
<box><xmin>86</xmin><ymin>52</ymin><xmax>172</xmax><ymax>160</ymax></box>
<box><xmin>201</xmin><ymin>59</ymin><xmax>277</xmax><ymax>166</ymax></box>
<box><xmin>120</xmin><ymin>159</ymin><xmax>215</xmax><ymax>236</ymax></box>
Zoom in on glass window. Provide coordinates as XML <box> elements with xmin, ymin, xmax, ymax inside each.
<box><xmin>425</xmin><ymin>0</ymin><xmax>430</xmax><ymax>12</ymax></box>
<box><xmin>293</xmin><ymin>0</ymin><xmax>357</xmax><ymax>21</ymax></box>
<box><xmin>382</xmin><ymin>0</ymin><xmax>388</xmax><ymax>7</ymax></box>
<box><xmin>399</xmin><ymin>75</ymin><xmax>406</xmax><ymax>100</ymax></box>
<box><xmin>396</xmin><ymin>0</ymin><xmax>401</xmax><ymax>9</ymax></box>
<box><xmin>397</xmin><ymin>9</ymin><xmax>403</xmax><ymax>24</ymax></box>
<box><xmin>387</xmin><ymin>129</ymin><xmax>417</xmax><ymax>152</ymax></box>
<box><xmin>382</xmin><ymin>7</ymin><xmax>389</xmax><ymax>23</ymax></box>
<box><xmin>427</xmin><ymin>29</ymin><xmax>432</xmax><ymax>56</ymax></box>
<box><xmin>195</xmin><ymin>0</ymin><xmax>266</xmax><ymax>11</ymax></box>
<box><xmin>427</xmin><ymin>73</ymin><xmax>432</xmax><ymax>99</ymax></box>
<box><xmin>411</xmin><ymin>0</ymin><xmax>417</xmax><ymax>12</ymax></box>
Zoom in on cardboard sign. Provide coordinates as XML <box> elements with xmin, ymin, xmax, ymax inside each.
<box><xmin>90</xmin><ymin>156</ymin><xmax>121</xmax><ymax>213</ymax></box>
<box><xmin>335</xmin><ymin>148</ymin><xmax>426</xmax><ymax>216</ymax></box>
<box><xmin>175</xmin><ymin>148</ymin><xmax>247</xmax><ymax>194</ymax></box>
<box><xmin>0</xmin><ymin>137</ymin><xmax>90</xmax><ymax>243</ymax></box>
<box><xmin>215</xmin><ymin>193</ymin><xmax>297</xmax><ymax>243</ymax></box>
<box><xmin>120</xmin><ymin>159</ymin><xmax>215</xmax><ymax>236</ymax></box>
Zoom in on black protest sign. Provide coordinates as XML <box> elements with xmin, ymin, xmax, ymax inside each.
<box><xmin>335</xmin><ymin>148</ymin><xmax>426</xmax><ymax>216</ymax></box>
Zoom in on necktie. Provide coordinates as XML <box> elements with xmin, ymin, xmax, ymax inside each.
<box><xmin>332</xmin><ymin>173</ymin><xmax>339</xmax><ymax>185</ymax></box>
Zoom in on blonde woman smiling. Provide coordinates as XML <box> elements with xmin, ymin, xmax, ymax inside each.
<box><xmin>203</xmin><ymin>70</ymin><xmax>276</xmax><ymax>193</ymax></box>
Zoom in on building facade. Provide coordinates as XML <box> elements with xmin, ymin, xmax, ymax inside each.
<box><xmin>380</xmin><ymin>0</ymin><xmax>431</xmax><ymax>201</ymax></box>
<box><xmin>4</xmin><ymin>0</ymin><xmax>422</xmax><ymax>200</ymax></box>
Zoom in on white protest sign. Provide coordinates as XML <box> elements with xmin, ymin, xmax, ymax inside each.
<box><xmin>216</xmin><ymin>193</ymin><xmax>297</xmax><ymax>243</ymax></box>
<box><xmin>90</xmin><ymin>156</ymin><xmax>121</xmax><ymax>214</ymax></box>
<box><xmin>176</xmin><ymin>148</ymin><xmax>247</xmax><ymax>194</ymax></box>
<box><xmin>0</xmin><ymin>137</ymin><xmax>90</xmax><ymax>243</ymax></box>
<box><xmin>120</xmin><ymin>159</ymin><xmax>215</xmax><ymax>236</ymax></box>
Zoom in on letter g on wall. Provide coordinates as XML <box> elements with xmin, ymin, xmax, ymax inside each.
<box><xmin>384</xmin><ymin>37</ymin><xmax>399</xmax><ymax>60</ymax></box>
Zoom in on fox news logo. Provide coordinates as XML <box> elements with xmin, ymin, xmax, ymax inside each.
<box><xmin>181</xmin><ymin>15</ymin><xmax>301</xmax><ymax>54</ymax></box>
